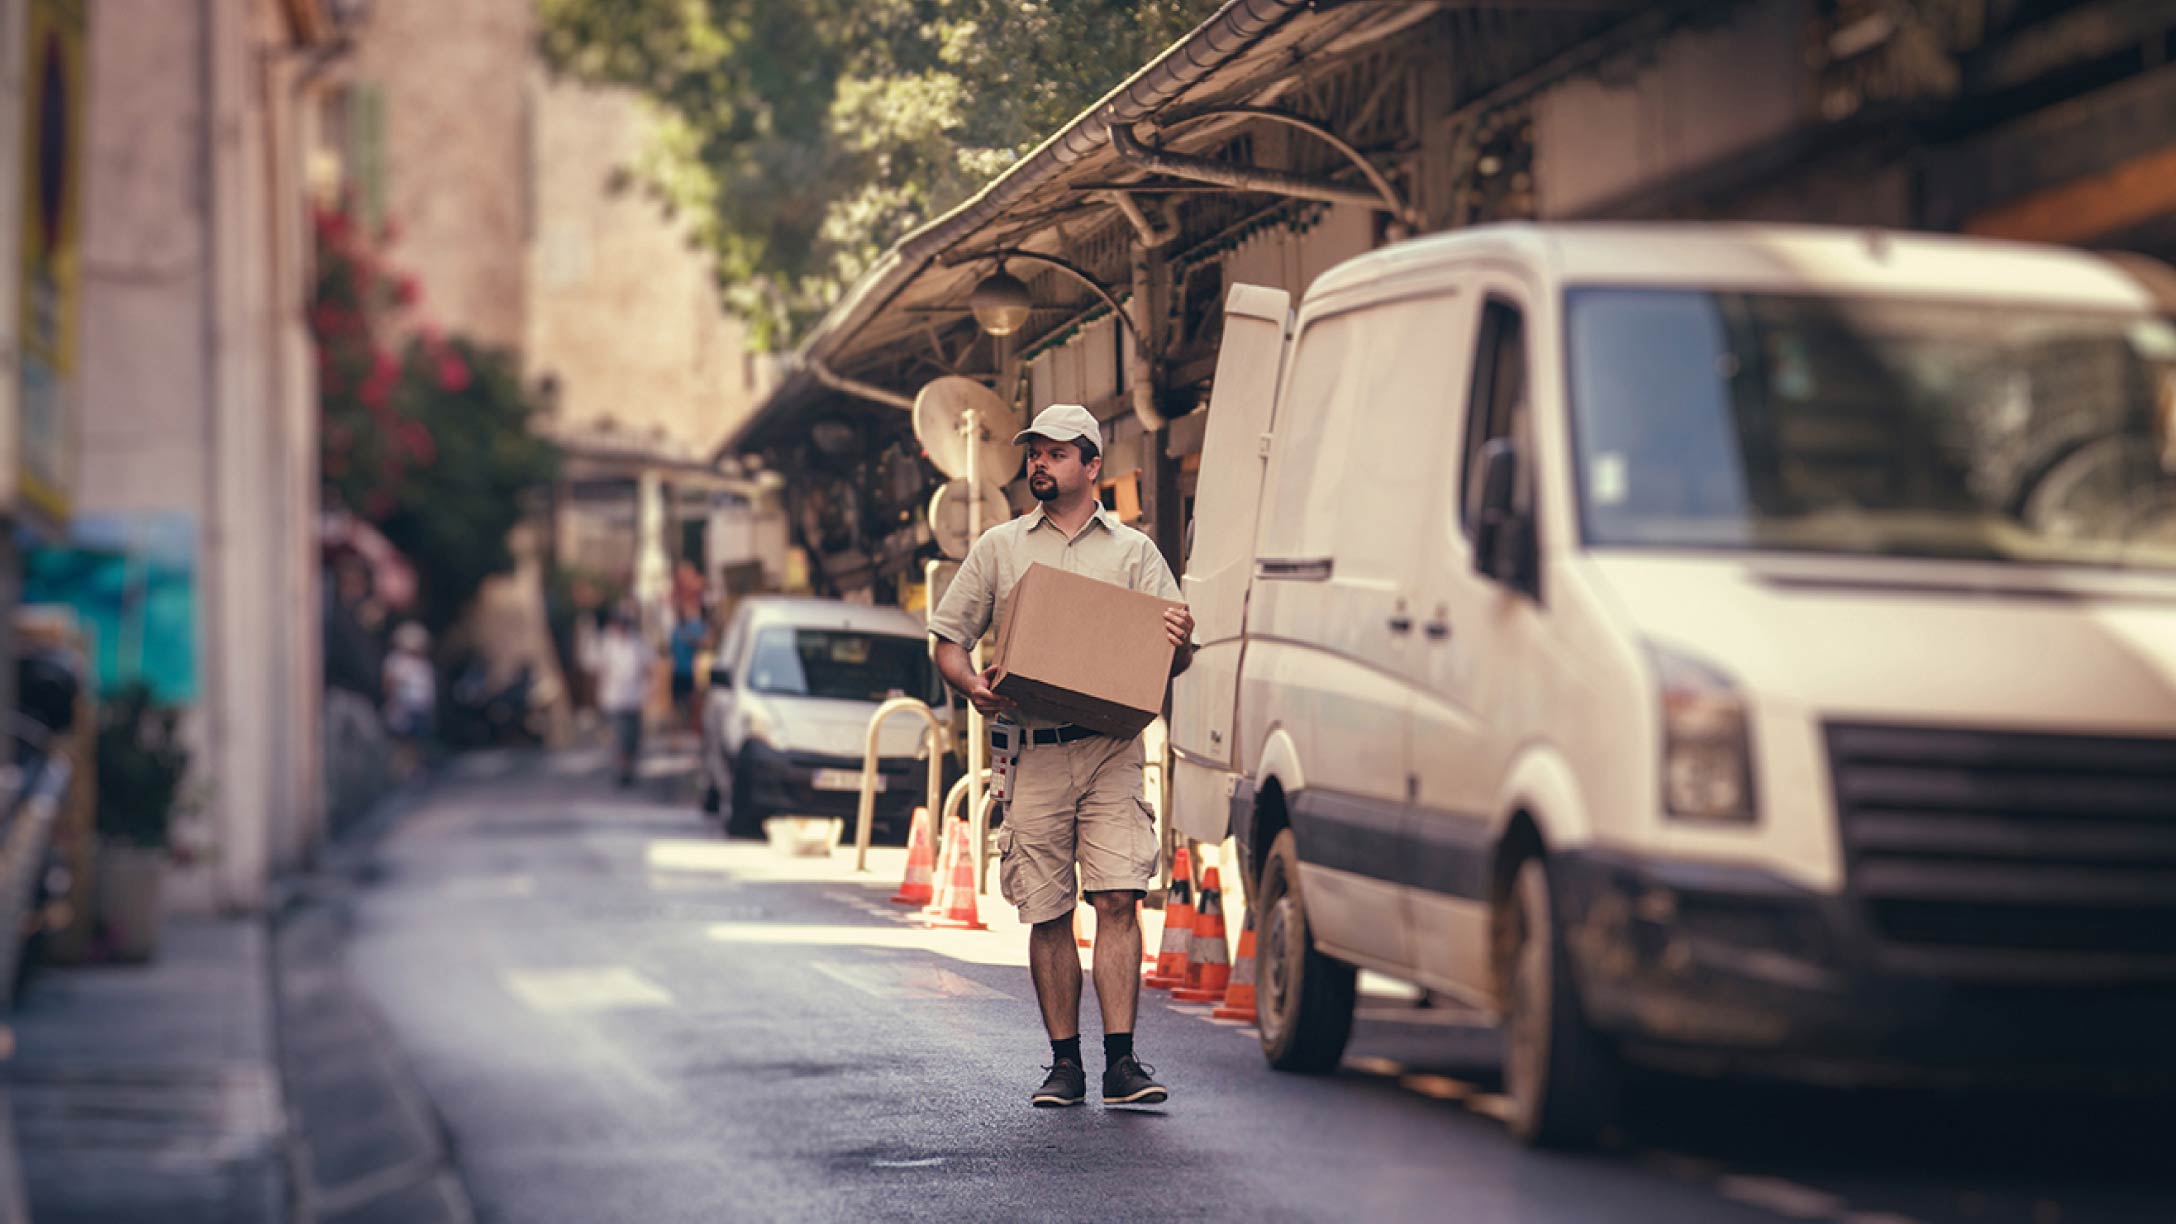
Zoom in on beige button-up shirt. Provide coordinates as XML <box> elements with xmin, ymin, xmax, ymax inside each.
<box><xmin>929</xmin><ymin>504</ymin><xmax>1183</xmax><ymax>731</ymax></box>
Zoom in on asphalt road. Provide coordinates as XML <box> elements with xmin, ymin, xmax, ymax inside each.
<box><xmin>339</xmin><ymin>746</ymin><xmax>2176</xmax><ymax>1224</ymax></box>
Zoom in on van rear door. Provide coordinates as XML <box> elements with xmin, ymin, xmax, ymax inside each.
<box><xmin>1170</xmin><ymin>283</ymin><xmax>1291</xmax><ymax>843</ymax></box>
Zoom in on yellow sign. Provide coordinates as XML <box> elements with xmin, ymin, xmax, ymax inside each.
<box><xmin>19</xmin><ymin>0</ymin><xmax>86</xmax><ymax>526</ymax></box>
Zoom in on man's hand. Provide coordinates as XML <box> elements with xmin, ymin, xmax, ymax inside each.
<box><xmin>965</xmin><ymin>665</ymin><xmax>1016</xmax><ymax>717</ymax></box>
<box><xmin>1163</xmin><ymin>603</ymin><xmax>1195</xmax><ymax>649</ymax></box>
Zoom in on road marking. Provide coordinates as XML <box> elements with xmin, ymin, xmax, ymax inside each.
<box><xmin>503</xmin><ymin>967</ymin><xmax>674</xmax><ymax>1013</ymax></box>
<box><xmin>812</xmin><ymin>961</ymin><xmax>1009</xmax><ymax>1000</ymax></box>
<box><xmin>1714</xmin><ymin>1175</ymin><xmax>1845</xmax><ymax>1220</ymax></box>
<box><xmin>706</xmin><ymin>923</ymin><xmax>1026</xmax><ymax>968</ymax></box>
<box><xmin>436</xmin><ymin>874</ymin><xmax>535</xmax><ymax>899</ymax></box>
<box><xmin>647</xmin><ymin>840</ymin><xmax>742</xmax><ymax>875</ymax></box>
<box><xmin>873</xmin><ymin>1157</ymin><xmax>947</xmax><ymax>1169</ymax></box>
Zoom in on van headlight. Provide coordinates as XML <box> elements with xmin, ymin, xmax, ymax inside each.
<box><xmin>1648</xmin><ymin>643</ymin><xmax>1757</xmax><ymax>824</ymax></box>
<box><xmin>741</xmin><ymin>703</ymin><xmax>783</xmax><ymax>751</ymax></box>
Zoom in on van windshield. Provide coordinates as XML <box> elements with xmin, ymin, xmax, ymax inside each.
<box><xmin>746</xmin><ymin>629</ymin><xmax>944</xmax><ymax>705</ymax></box>
<box><xmin>1565</xmin><ymin>289</ymin><xmax>2176</xmax><ymax>571</ymax></box>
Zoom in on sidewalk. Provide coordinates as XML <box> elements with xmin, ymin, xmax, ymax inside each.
<box><xmin>3</xmin><ymin>773</ymin><xmax>472</xmax><ymax>1224</ymax></box>
<box><xmin>6</xmin><ymin>916</ymin><xmax>288</xmax><ymax>1223</ymax></box>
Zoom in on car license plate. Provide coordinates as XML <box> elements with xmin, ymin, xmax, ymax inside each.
<box><xmin>812</xmin><ymin>769</ymin><xmax>883</xmax><ymax>793</ymax></box>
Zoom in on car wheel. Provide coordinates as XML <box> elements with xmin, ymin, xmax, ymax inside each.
<box><xmin>1499</xmin><ymin>855</ymin><xmax>1623</xmax><ymax>1148</ymax></box>
<box><xmin>724</xmin><ymin>753</ymin><xmax>769</xmax><ymax>840</ymax></box>
<box><xmin>1256</xmin><ymin>828</ymin><xmax>1356</xmax><ymax>1073</ymax></box>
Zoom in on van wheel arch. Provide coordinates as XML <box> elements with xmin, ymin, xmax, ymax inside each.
<box><xmin>1248</xmin><ymin>780</ymin><xmax>1291</xmax><ymax>899</ymax></box>
<box><xmin>1489</xmin><ymin>810</ymin><xmax>1547</xmax><ymax>992</ymax></box>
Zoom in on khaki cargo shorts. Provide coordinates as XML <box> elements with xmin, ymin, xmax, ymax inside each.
<box><xmin>995</xmin><ymin>733</ymin><xmax>1160</xmax><ymax>926</ymax></box>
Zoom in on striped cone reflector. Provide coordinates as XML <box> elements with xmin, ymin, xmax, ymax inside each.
<box><xmin>923</xmin><ymin>820</ymin><xmax>986</xmax><ymax>931</ymax></box>
<box><xmin>921</xmin><ymin>816</ymin><xmax>957</xmax><ymax>918</ymax></box>
<box><xmin>1146</xmin><ymin>846</ymin><xmax>1194</xmax><ymax>989</ymax></box>
<box><xmin>890</xmin><ymin>807</ymin><xmax>936</xmax><ymax>906</ymax></box>
<box><xmin>1172</xmin><ymin>865</ymin><xmax>1231</xmax><ymax>1002</ymax></box>
<box><xmin>1212</xmin><ymin>903</ymin><xmax>1260</xmax><ymax>1021</ymax></box>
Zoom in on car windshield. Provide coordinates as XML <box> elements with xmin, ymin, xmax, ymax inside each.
<box><xmin>745</xmin><ymin>628</ymin><xmax>944</xmax><ymax>705</ymax></box>
<box><xmin>1565</xmin><ymin>289</ymin><xmax>2176</xmax><ymax>571</ymax></box>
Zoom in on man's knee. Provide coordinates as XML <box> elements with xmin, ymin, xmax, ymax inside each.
<box><xmin>1086</xmin><ymin>890</ymin><xmax>1140</xmax><ymax>923</ymax></box>
<box><xmin>1030</xmin><ymin>913</ymin><xmax>1075</xmax><ymax>937</ymax></box>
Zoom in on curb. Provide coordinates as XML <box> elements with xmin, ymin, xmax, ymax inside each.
<box><xmin>272</xmin><ymin>772</ymin><xmax>477</xmax><ymax>1224</ymax></box>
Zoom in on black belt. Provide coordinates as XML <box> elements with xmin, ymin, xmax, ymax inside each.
<box><xmin>1001</xmin><ymin>723</ymin><xmax>1100</xmax><ymax>747</ymax></box>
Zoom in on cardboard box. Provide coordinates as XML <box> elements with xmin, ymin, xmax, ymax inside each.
<box><xmin>991</xmin><ymin>563</ymin><xmax>1179</xmax><ymax>739</ymax></box>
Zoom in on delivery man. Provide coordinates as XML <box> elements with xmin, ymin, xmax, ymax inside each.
<box><xmin>929</xmin><ymin>402</ymin><xmax>1195</xmax><ymax>1108</ymax></box>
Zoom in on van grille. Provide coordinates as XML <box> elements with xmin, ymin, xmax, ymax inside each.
<box><xmin>1826</xmin><ymin>722</ymin><xmax>2176</xmax><ymax>980</ymax></box>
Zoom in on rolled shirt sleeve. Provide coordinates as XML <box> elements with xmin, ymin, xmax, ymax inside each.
<box><xmin>1132</xmin><ymin>537</ymin><xmax>1182</xmax><ymax>602</ymax></box>
<box><xmin>928</xmin><ymin>531</ymin><xmax>998</xmax><ymax>648</ymax></box>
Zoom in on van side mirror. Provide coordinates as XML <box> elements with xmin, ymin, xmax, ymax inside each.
<box><xmin>708</xmin><ymin>663</ymin><xmax>734</xmax><ymax>689</ymax></box>
<box><xmin>1473</xmin><ymin>438</ymin><xmax>1537</xmax><ymax>591</ymax></box>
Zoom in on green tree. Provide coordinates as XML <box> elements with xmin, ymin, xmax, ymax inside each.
<box><xmin>538</xmin><ymin>0</ymin><xmax>1218</xmax><ymax>348</ymax></box>
<box><xmin>312</xmin><ymin>204</ymin><xmax>559</xmax><ymax>635</ymax></box>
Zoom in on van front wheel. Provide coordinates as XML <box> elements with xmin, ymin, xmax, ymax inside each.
<box><xmin>1256</xmin><ymin>829</ymin><xmax>1355</xmax><ymax>1072</ymax></box>
<box><xmin>1500</xmin><ymin>856</ymin><xmax>1622</xmax><ymax>1147</ymax></box>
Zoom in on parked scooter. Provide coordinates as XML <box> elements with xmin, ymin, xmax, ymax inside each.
<box><xmin>6</xmin><ymin>643</ymin><xmax>81</xmax><ymax>999</ymax></box>
<box><xmin>445</xmin><ymin>657</ymin><xmax>546</xmax><ymax>748</ymax></box>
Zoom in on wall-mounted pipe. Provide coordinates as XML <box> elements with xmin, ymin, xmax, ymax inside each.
<box><xmin>1106</xmin><ymin>116</ymin><xmax>1419</xmax><ymax>233</ymax></box>
<box><xmin>808</xmin><ymin>359</ymin><xmax>914</xmax><ymax>411</ymax></box>
<box><xmin>1108</xmin><ymin>189</ymin><xmax>1178</xmax><ymax>248</ymax></box>
<box><xmin>1150</xmin><ymin>105</ymin><xmax>1419</xmax><ymax>233</ymax></box>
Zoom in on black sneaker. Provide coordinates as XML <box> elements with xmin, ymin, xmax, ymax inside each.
<box><xmin>1031</xmin><ymin>1059</ymin><xmax>1087</xmax><ymax>1108</ymax></box>
<box><xmin>1101</xmin><ymin>1055</ymin><xmax>1168</xmax><ymax>1105</ymax></box>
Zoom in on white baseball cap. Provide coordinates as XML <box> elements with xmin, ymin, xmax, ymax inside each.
<box><xmin>1013</xmin><ymin>403</ymin><xmax>1103</xmax><ymax>455</ymax></box>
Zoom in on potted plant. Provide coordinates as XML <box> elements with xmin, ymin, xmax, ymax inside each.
<box><xmin>94</xmin><ymin>682</ymin><xmax>190</xmax><ymax>962</ymax></box>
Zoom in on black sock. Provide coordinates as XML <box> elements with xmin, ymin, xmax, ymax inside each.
<box><xmin>1051</xmin><ymin>1036</ymin><xmax>1082</xmax><ymax>1066</ymax></box>
<box><xmin>1103</xmin><ymin>1032</ymin><xmax>1133</xmax><ymax>1064</ymax></box>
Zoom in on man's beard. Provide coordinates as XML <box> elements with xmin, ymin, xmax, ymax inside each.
<box><xmin>1029</xmin><ymin>477</ymin><xmax>1058</xmax><ymax>502</ymax></box>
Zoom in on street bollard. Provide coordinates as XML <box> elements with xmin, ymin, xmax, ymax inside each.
<box><xmin>853</xmin><ymin>698</ymin><xmax>949</xmax><ymax>873</ymax></box>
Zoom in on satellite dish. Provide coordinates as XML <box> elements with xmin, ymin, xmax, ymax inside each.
<box><xmin>913</xmin><ymin>376</ymin><xmax>1024</xmax><ymax>482</ymax></box>
<box><xmin>929</xmin><ymin>478</ymin><xmax>1012</xmax><ymax>560</ymax></box>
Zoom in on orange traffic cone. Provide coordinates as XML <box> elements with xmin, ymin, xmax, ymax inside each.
<box><xmin>1212</xmin><ymin>903</ymin><xmax>1260</xmax><ymax>1021</ymax></box>
<box><xmin>1173</xmin><ymin>865</ymin><xmax>1231</xmax><ymax>1002</ymax></box>
<box><xmin>921</xmin><ymin>815</ymin><xmax>957</xmax><ymax>918</ymax></box>
<box><xmin>1146</xmin><ymin>846</ymin><xmax>1194</xmax><ymax>989</ymax></box>
<box><xmin>924</xmin><ymin>820</ymin><xmax>986</xmax><ymax>931</ymax></box>
<box><xmin>890</xmin><ymin>807</ymin><xmax>936</xmax><ymax>906</ymax></box>
<box><xmin>1075</xmin><ymin>900</ymin><xmax>1094</xmax><ymax>949</ymax></box>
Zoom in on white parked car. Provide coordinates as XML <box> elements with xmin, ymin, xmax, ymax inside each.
<box><xmin>1170</xmin><ymin>222</ymin><xmax>2176</xmax><ymax>1146</ymax></box>
<box><xmin>701</xmin><ymin>597</ymin><xmax>953</xmax><ymax>840</ymax></box>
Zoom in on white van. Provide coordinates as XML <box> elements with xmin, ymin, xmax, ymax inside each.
<box><xmin>1169</xmin><ymin>223</ymin><xmax>2176</xmax><ymax>1146</ymax></box>
<box><xmin>700</xmin><ymin>597</ymin><xmax>953</xmax><ymax>839</ymax></box>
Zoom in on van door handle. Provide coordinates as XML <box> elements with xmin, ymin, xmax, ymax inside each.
<box><xmin>1388</xmin><ymin>612</ymin><xmax>1413</xmax><ymax>634</ymax></box>
<box><xmin>1424</xmin><ymin>618</ymin><xmax>1451</xmax><ymax>641</ymax></box>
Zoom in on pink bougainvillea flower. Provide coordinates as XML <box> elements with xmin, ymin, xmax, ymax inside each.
<box><xmin>398</xmin><ymin>419</ymin><xmax>437</xmax><ymax>465</ymax></box>
<box><xmin>436</xmin><ymin>353</ymin><xmax>471</xmax><ymax>393</ymax></box>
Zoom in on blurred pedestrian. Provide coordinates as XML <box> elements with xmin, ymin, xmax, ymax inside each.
<box><xmin>929</xmin><ymin>403</ymin><xmax>1195</xmax><ymax>1109</ymax></box>
<box><xmin>596</xmin><ymin>609</ymin><xmax>651</xmax><ymax>787</ymax></box>
<box><xmin>668</xmin><ymin>611</ymin><xmax>706</xmax><ymax>732</ymax></box>
<box><xmin>382</xmin><ymin>621</ymin><xmax>435</xmax><ymax>776</ymax></box>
